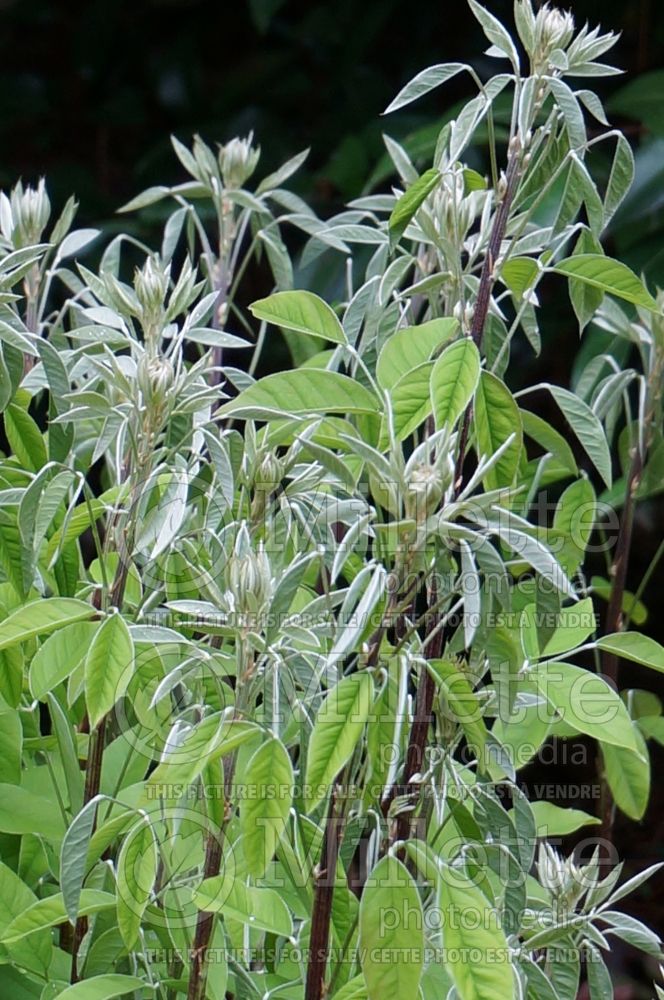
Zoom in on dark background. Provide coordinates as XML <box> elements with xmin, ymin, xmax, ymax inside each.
<box><xmin>1</xmin><ymin>0</ymin><xmax>661</xmax><ymax>224</ymax></box>
<box><xmin>3</xmin><ymin>0</ymin><xmax>664</xmax><ymax>990</ymax></box>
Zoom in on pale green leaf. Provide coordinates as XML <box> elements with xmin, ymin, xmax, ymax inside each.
<box><xmin>376</xmin><ymin>317</ymin><xmax>458</xmax><ymax>390</ymax></box>
<box><xmin>0</xmin><ymin>598</ymin><xmax>95</xmax><ymax>652</ymax></box>
<box><xmin>305</xmin><ymin>673</ymin><xmax>373</xmax><ymax>812</ymax></box>
<box><xmin>85</xmin><ymin>612</ymin><xmax>134</xmax><ymax>729</ymax></box>
<box><xmin>249</xmin><ymin>290</ymin><xmax>347</xmax><ymax>344</ymax></box>
<box><xmin>596</xmin><ymin>632</ymin><xmax>664</xmax><ymax>672</ymax></box>
<box><xmin>554</xmin><ymin>254</ymin><xmax>658</xmax><ymax>311</ymax></box>
<box><xmin>430</xmin><ymin>337</ymin><xmax>480</xmax><ymax>430</ymax></box>
<box><xmin>217</xmin><ymin>370</ymin><xmax>378</xmax><ymax>420</ymax></box>
<box><xmin>241</xmin><ymin>737</ymin><xmax>294</xmax><ymax>878</ymax></box>
<box><xmin>359</xmin><ymin>855</ymin><xmax>424</xmax><ymax>1000</ymax></box>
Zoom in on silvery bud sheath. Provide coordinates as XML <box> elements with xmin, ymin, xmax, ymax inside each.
<box><xmin>218</xmin><ymin>137</ymin><xmax>260</xmax><ymax>189</ymax></box>
<box><xmin>10</xmin><ymin>179</ymin><xmax>51</xmax><ymax>247</ymax></box>
<box><xmin>137</xmin><ymin>354</ymin><xmax>174</xmax><ymax>408</ymax></box>
<box><xmin>134</xmin><ymin>257</ymin><xmax>170</xmax><ymax>336</ymax></box>
<box><xmin>227</xmin><ymin>524</ymin><xmax>272</xmax><ymax>625</ymax></box>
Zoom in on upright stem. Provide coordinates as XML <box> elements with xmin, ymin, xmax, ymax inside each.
<box><xmin>186</xmin><ymin>639</ymin><xmax>251</xmax><ymax>1000</ymax></box>
<box><xmin>454</xmin><ymin>148</ymin><xmax>521</xmax><ymax>494</ymax></box>
<box><xmin>70</xmin><ymin>469</ymin><xmax>136</xmax><ymax>983</ymax></box>
<box><xmin>393</xmin><ymin>580</ymin><xmax>444</xmax><ymax>844</ymax></box>
<box><xmin>304</xmin><ymin>782</ymin><xmax>342</xmax><ymax>1000</ymax></box>
<box><xmin>598</xmin><ymin>444</ymin><xmax>643</xmax><ymax>857</ymax></box>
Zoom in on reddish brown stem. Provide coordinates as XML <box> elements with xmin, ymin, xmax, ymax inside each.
<box><xmin>187</xmin><ymin>829</ymin><xmax>225</xmax><ymax>1000</ymax></box>
<box><xmin>304</xmin><ymin>783</ymin><xmax>342</xmax><ymax>1000</ymax></box>
<box><xmin>454</xmin><ymin>150</ymin><xmax>521</xmax><ymax>494</ymax></box>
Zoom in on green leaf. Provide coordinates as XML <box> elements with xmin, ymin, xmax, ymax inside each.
<box><xmin>0</xmin><ymin>598</ymin><xmax>95</xmax><ymax>652</ymax></box>
<box><xmin>568</xmin><ymin>231</ymin><xmax>604</xmax><ymax>331</ymax></box>
<box><xmin>0</xmin><ymin>783</ymin><xmax>66</xmax><ymax>839</ymax></box>
<box><xmin>1</xmin><ymin>890</ymin><xmax>116</xmax><ymax>944</ymax></box>
<box><xmin>116</xmin><ymin>816</ymin><xmax>158</xmax><ymax>949</ymax></box>
<box><xmin>4</xmin><ymin>403</ymin><xmax>47</xmax><ymax>472</ymax></box>
<box><xmin>553</xmin><ymin>478</ymin><xmax>596</xmax><ymax>576</ymax></box>
<box><xmin>533</xmin><ymin>662</ymin><xmax>639</xmax><ymax>752</ymax></box>
<box><xmin>241</xmin><ymin>737</ymin><xmax>294</xmax><ymax>878</ymax></box>
<box><xmin>194</xmin><ymin>874</ymin><xmax>293</xmax><ymax>937</ymax></box>
<box><xmin>29</xmin><ymin>621</ymin><xmax>99</xmax><ymax>700</ymax></box>
<box><xmin>305</xmin><ymin>673</ymin><xmax>373</xmax><ymax>812</ymax></box>
<box><xmin>596</xmin><ymin>632</ymin><xmax>664</xmax><ymax>672</ymax></box>
<box><xmin>603</xmin><ymin>730</ymin><xmax>650</xmax><ymax>821</ymax></box>
<box><xmin>0</xmin><ymin>706</ymin><xmax>21</xmax><ymax>784</ymax></box>
<box><xmin>359</xmin><ymin>855</ymin><xmax>424</xmax><ymax>1000</ymax></box>
<box><xmin>84</xmin><ymin>612</ymin><xmax>134</xmax><ymax>729</ymax></box>
<box><xmin>521</xmin><ymin>410</ymin><xmax>578</xmax><ymax>477</ymax></box>
<box><xmin>549</xmin><ymin>385</ymin><xmax>612</xmax><ymax>487</ymax></box>
<box><xmin>249</xmin><ymin>290</ymin><xmax>347</xmax><ymax>344</ymax></box>
<box><xmin>430</xmin><ymin>337</ymin><xmax>480</xmax><ymax>430</ymax></box>
<box><xmin>585</xmin><ymin>943</ymin><xmax>613</xmax><ymax>1000</ymax></box>
<box><xmin>473</xmin><ymin>370</ymin><xmax>522</xmax><ymax>489</ymax></box>
<box><xmin>389</xmin><ymin>361</ymin><xmax>434</xmax><ymax>441</ymax></box>
<box><xmin>45</xmin><ymin>975</ymin><xmax>148</xmax><ymax>1000</ymax></box>
<box><xmin>217</xmin><ymin>370</ymin><xmax>378</xmax><ymax>420</ymax></box>
<box><xmin>538</xmin><ymin>597</ymin><xmax>597</xmax><ymax>658</ymax></box>
<box><xmin>436</xmin><ymin>862</ymin><xmax>514</xmax><ymax>999</ymax></box>
<box><xmin>388</xmin><ymin>168</ymin><xmax>441</xmax><ymax>246</ymax></box>
<box><xmin>604</xmin><ymin>133</ymin><xmax>635</xmax><ymax>225</ymax></box>
<box><xmin>529</xmin><ymin>802</ymin><xmax>599</xmax><ymax>837</ymax></box>
<box><xmin>427</xmin><ymin>659</ymin><xmax>489</xmax><ymax>762</ymax></box>
<box><xmin>376</xmin><ymin>317</ymin><xmax>458</xmax><ymax>390</ymax></box>
<box><xmin>592</xmin><ymin>577</ymin><xmax>647</xmax><ymax>626</ymax></box>
<box><xmin>468</xmin><ymin>0</ymin><xmax>519</xmax><ymax>65</ymax></box>
<box><xmin>501</xmin><ymin>257</ymin><xmax>539</xmax><ymax>297</ymax></box>
<box><xmin>554</xmin><ymin>254</ymin><xmax>658</xmax><ymax>311</ymax></box>
<box><xmin>383</xmin><ymin>63</ymin><xmax>466</xmax><ymax>114</ymax></box>
<box><xmin>144</xmin><ymin>713</ymin><xmax>257</xmax><ymax>797</ymax></box>
<box><xmin>61</xmin><ymin>798</ymin><xmax>101</xmax><ymax>924</ymax></box>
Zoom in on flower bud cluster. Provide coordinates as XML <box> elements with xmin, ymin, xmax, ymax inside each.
<box><xmin>227</xmin><ymin>524</ymin><xmax>273</xmax><ymax>625</ymax></box>
<box><xmin>7</xmin><ymin>179</ymin><xmax>51</xmax><ymax>247</ymax></box>
<box><xmin>218</xmin><ymin>137</ymin><xmax>260</xmax><ymax>190</ymax></box>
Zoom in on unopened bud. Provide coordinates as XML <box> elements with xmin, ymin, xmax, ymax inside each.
<box><xmin>227</xmin><ymin>525</ymin><xmax>272</xmax><ymax>621</ymax></box>
<box><xmin>534</xmin><ymin>4</ymin><xmax>575</xmax><ymax>69</ymax></box>
<box><xmin>406</xmin><ymin>463</ymin><xmax>444</xmax><ymax>520</ymax></box>
<box><xmin>254</xmin><ymin>452</ymin><xmax>283</xmax><ymax>493</ymax></box>
<box><xmin>11</xmin><ymin>179</ymin><xmax>50</xmax><ymax>246</ymax></box>
<box><xmin>137</xmin><ymin>354</ymin><xmax>174</xmax><ymax>407</ymax></box>
<box><xmin>218</xmin><ymin>137</ymin><xmax>260</xmax><ymax>189</ymax></box>
<box><xmin>135</xmin><ymin>258</ymin><xmax>169</xmax><ymax>335</ymax></box>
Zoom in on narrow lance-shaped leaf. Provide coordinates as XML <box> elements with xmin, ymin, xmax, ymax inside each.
<box><xmin>116</xmin><ymin>816</ymin><xmax>158</xmax><ymax>949</ymax></box>
<box><xmin>388</xmin><ymin>168</ymin><xmax>441</xmax><ymax>247</ymax></box>
<box><xmin>61</xmin><ymin>796</ymin><xmax>103</xmax><ymax>924</ymax></box>
<box><xmin>383</xmin><ymin>63</ymin><xmax>466</xmax><ymax>114</ymax></box>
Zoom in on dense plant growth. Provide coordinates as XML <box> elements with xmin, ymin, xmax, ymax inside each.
<box><xmin>0</xmin><ymin>2</ymin><xmax>663</xmax><ymax>999</ymax></box>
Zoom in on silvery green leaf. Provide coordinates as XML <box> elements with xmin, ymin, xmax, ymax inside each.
<box><xmin>468</xmin><ymin>0</ymin><xmax>520</xmax><ymax>68</ymax></box>
<box><xmin>256</xmin><ymin>147</ymin><xmax>310</xmax><ymax>194</ymax></box>
<box><xmin>383</xmin><ymin>63</ymin><xmax>466</xmax><ymax>115</ymax></box>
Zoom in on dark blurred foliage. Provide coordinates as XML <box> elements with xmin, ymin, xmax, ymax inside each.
<box><xmin>1</xmin><ymin>0</ymin><xmax>662</xmax><ymax>226</ymax></box>
<box><xmin>3</xmin><ymin>0</ymin><xmax>664</xmax><ymax>983</ymax></box>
